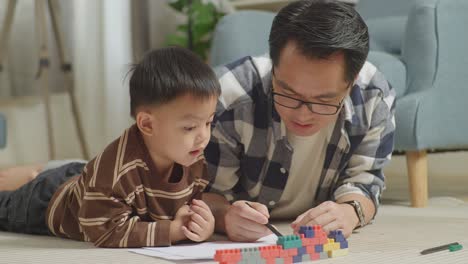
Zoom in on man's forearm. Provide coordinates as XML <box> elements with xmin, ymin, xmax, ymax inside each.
<box><xmin>201</xmin><ymin>192</ymin><xmax>231</xmax><ymax>233</ymax></box>
<box><xmin>336</xmin><ymin>193</ymin><xmax>376</xmax><ymax>225</ymax></box>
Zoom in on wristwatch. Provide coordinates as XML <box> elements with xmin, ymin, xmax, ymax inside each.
<box><xmin>342</xmin><ymin>200</ymin><xmax>366</xmax><ymax>229</ymax></box>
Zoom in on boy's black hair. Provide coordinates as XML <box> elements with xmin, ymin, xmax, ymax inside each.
<box><xmin>269</xmin><ymin>0</ymin><xmax>369</xmax><ymax>83</ymax></box>
<box><xmin>129</xmin><ymin>46</ymin><xmax>221</xmax><ymax>117</ymax></box>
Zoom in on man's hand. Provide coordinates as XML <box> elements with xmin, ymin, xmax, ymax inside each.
<box><xmin>290</xmin><ymin>201</ymin><xmax>359</xmax><ymax>238</ymax></box>
<box><xmin>224</xmin><ymin>200</ymin><xmax>271</xmax><ymax>242</ymax></box>
<box><xmin>182</xmin><ymin>199</ymin><xmax>215</xmax><ymax>242</ymax></box>
<box><xmin>170</xmin><ymin>204</ymin><xmax>192</xmax><ymax>243</ymax></box>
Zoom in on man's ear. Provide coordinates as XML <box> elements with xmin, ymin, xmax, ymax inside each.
<box><xmin>136</xmin><ymin>111</ymin><xmax>156</xmax><ymax>137</ymax></box>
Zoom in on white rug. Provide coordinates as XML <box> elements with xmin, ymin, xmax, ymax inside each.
<box><xmin>0</xmin><ymin>197</ymin><xmax>467</xmax><ymax>264</ymax></box>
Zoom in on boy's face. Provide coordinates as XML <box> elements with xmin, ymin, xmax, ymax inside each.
<box><xmin>142</xmin><ymin>93</ymin><xmax>217</xmax><ymax>168</ymax></box>
<box><xmin>272</xmin><ymin>41</ymin><xmax>350</xmax><ymax>137</ymax></box>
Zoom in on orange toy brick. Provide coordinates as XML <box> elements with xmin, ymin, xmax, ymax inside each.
<box><xmin>259</xmin><ymin>245</ymin><xmax>281</xmax><ymax>259</ymax></box>
<box><xmin>214</xmin><ymin>249</ymin><xmax>241</xmax><ymax>264</ymax></box>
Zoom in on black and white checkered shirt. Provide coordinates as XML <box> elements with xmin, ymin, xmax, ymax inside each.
<box><xmin>205</xmin><ymin>55</ymin><xmax>396</xmax><ymax>211</ymax></box>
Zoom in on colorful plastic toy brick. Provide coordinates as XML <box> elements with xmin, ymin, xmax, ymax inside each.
<box><xmin>277</xmin><ymin>235</ymin><xmax>303</xmax><ymax>249</ymax></box>
<box><xmin>214</xmin><ymin>225</ymin><xmax>349</xmax><ymax>263</ymax></box>
<box><xmin>299</xmin><ymin>226</ymin><xmax>314</xmax><ymax>238</ymax></box>
<box><xmin>214</xmin><ymin>249</ymin><xmax>242</xmax><ymax>264</ymax></box>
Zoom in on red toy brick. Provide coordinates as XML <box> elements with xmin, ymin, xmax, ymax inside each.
<box><xmin>302</xmin><ymin>237</ymin><xmax>319</xmax><ymax>246</ymax></box>
<box><xmin>310</xmin><ymin>253</ymin><xmax>320</xmax><ymax>260</ymax></box>
<box><xmin>285</xmin><ymin>248</ymin><xmax>298</xmax><ymax>257</ymax></box>
<box><xmin>306</xmin><ymin>245</ymin><xmax>316</xmax><ymax>254</ymax></box>
<box><xmin>260</xmin><ymin>245</ymin><xmax>281</xmax><ymax>259</ymax></box>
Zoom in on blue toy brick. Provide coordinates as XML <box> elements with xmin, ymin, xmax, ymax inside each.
<box><xmin>298</xmin><ymin>246</ymin><xmax>307</xmax><ymax>255</ymax></box>
<box><xmin>328</xmin><ymin>230</ymin><xmax>346</xmax><ymax>242</ymax></box>
<box><xmin>340</xmin><ymin>240</ymin><xmax>349</xmax><ymax>249</ymax></box>
<box><xmin>299</xmin><ymin>226</ymin><xmax>315</xmax><ymax>238</ymax></box>
<box><xmin>293</xmin><ymin>255</ymin><xmax>303</xmax><ymax>263</ymax></box>
<box><xmin>315</xmin><ymin>244</ymin><xmax>323</xmax><ymax>253</ymax></box>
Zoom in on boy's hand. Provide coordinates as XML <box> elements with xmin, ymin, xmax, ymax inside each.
<box><xmin>170</xmin><ymin>204</ymin><xmax>192</xmax><ymax>243</ymax></box>
<box><xmin>182</xmin><ymin>199</ymin><xmax>215</xmax><ymax>242</ymax></box>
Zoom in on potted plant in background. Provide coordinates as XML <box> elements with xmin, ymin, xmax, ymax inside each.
<box><xmin>167</xmin><ymin>0</ymin><xmax>225</xmax><ymax>61</ymax></box>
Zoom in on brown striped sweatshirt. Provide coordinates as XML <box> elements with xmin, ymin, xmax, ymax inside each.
<box><xmin>45</xmin><ymin>124</ymin><xmax>209</xmax><ymax>248</ymax></box>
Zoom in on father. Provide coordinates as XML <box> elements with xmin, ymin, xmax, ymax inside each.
<box><xmin>203</xmin><ymin>0</ymin><xmax>395</xmax><ymax>242</ymax></box>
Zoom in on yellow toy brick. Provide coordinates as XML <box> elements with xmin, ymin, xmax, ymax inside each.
<box><xmin>332</xmin><ymin>242</ymin><xmax>341</xmax><ymax>250</ymax></box>
<box><xmin>323</xmin><ymin>238</ymin><xmax>335</xmax><ymax>251</ymax></box>
<box><xmin>328</xmin><ymin>248</ymin><xmax>349</xmax><ymax>258</ymax></box>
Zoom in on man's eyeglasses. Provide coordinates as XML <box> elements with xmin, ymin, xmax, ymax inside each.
<box><xmin>272</xmin><ymin>92</ymin><xmax>344</xmax><ymax>115</ymax></box>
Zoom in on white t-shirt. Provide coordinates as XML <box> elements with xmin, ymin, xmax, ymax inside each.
<box><xmin>270</xmin><ymin>121</ymin><xmax>335</xmax><ymax>219</ymax></box>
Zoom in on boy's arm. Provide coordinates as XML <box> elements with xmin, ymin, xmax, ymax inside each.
<box><xmin>196</xmin><ymin>158</ymin><xmax>231</xmax><ymax>233</ymax></box>
<box><xmin>78</xmin><ymin>187</ymin><xmax>186</xmax><ymax>248</ymax></box>
<box><xmin>77</xmin><ymin>156</ymin><xmax>188</xmax><ymax>248</ymax></box>
<box><xmin>202</xmin><ymin>192</ymin><xmax>231</xmax><ymax>233</ymax></box>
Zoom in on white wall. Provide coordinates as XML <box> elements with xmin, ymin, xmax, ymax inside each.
<box><xmin>0</xmin><ymin>95</ymin><xmax>84</xmax><ymax>165</ymax></box>
<box><xmin>0</xmin><ymin>0</ymin><xmax>189</xmax><ymax>167</ymax></box>
<box><xmin>0</xmin><ymin>0</ymin><xmax>134</xmax><ymax>166</ymax></box>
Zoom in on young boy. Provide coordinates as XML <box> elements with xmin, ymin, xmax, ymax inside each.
<box><xmin>0</xmin><ymin>46</ymin><xmax>220</xmax><ymax>248</ymax></box>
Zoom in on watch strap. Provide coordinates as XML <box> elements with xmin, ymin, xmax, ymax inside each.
<box><xmin>342</xmin><ymin>200</ymin><xmax>366</xmax><ymax>229</ymax></box>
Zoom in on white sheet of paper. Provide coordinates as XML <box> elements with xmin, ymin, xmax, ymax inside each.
<box><xmin>129</xmin><ymin>234</ymin><xmax>278</xmax><ymax>260</ymax></box>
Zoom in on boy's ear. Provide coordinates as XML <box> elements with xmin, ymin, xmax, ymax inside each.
<box><xmin>136</xmin><ymin>111</ymin><xmax>156</xmax><ymax>137</ymax></box>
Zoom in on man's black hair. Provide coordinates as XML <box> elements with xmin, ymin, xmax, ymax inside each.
<box><xmin>269</xmin><ymin>0</ymin><xmax>369</xmax><ymax>82</ymax></box>
<box><xmin>129</xmin><ymin>46</ymin><xmax>221</xmax><ymax>117</ymax></box>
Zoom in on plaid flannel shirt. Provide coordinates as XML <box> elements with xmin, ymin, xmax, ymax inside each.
<box><xmin>205</xmin><ymin>55</ymin><xmax>396</xmax><ymax>212</ymax></box>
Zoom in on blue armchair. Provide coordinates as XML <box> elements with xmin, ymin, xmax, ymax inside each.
<box><xmin>210</xmin><ymin>0</ymin><xmax>468</xmax><ymax>207</ymax></box>
<box><xmin>356</xmin><ymin>0</ymin><xmax>468</xmax><ymax>207</ymax></box>
<box><xmin>0</xmin><ymin>113</ymin><xmax>6</xmax><ymax>149</ymax></box>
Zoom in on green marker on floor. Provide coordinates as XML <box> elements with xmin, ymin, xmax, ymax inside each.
<box><xmin>420</xmin><ymin>242</ymin><xmax>463</xmax><ymax>255</ymax></box>
<box><xmin>448</xmin><ymin>244</ymin><xmax>463</xmax><ymax>252</ymax></box>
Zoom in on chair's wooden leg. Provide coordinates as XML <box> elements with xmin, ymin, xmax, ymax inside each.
<box><xmin>406</xmin><ymin>150</ymin><xmax>428</xmax><ymax>207</ymax></box>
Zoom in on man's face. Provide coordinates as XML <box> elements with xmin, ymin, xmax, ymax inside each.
<box><xmin>147</xmin><ymin>94</ymin><xmax>217</xmax><ymax>167</ymax></box>
<box><xmin>272</xmin><ymin>41</ymin><xmax>350</xmax><ymax>137</ymax></box>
